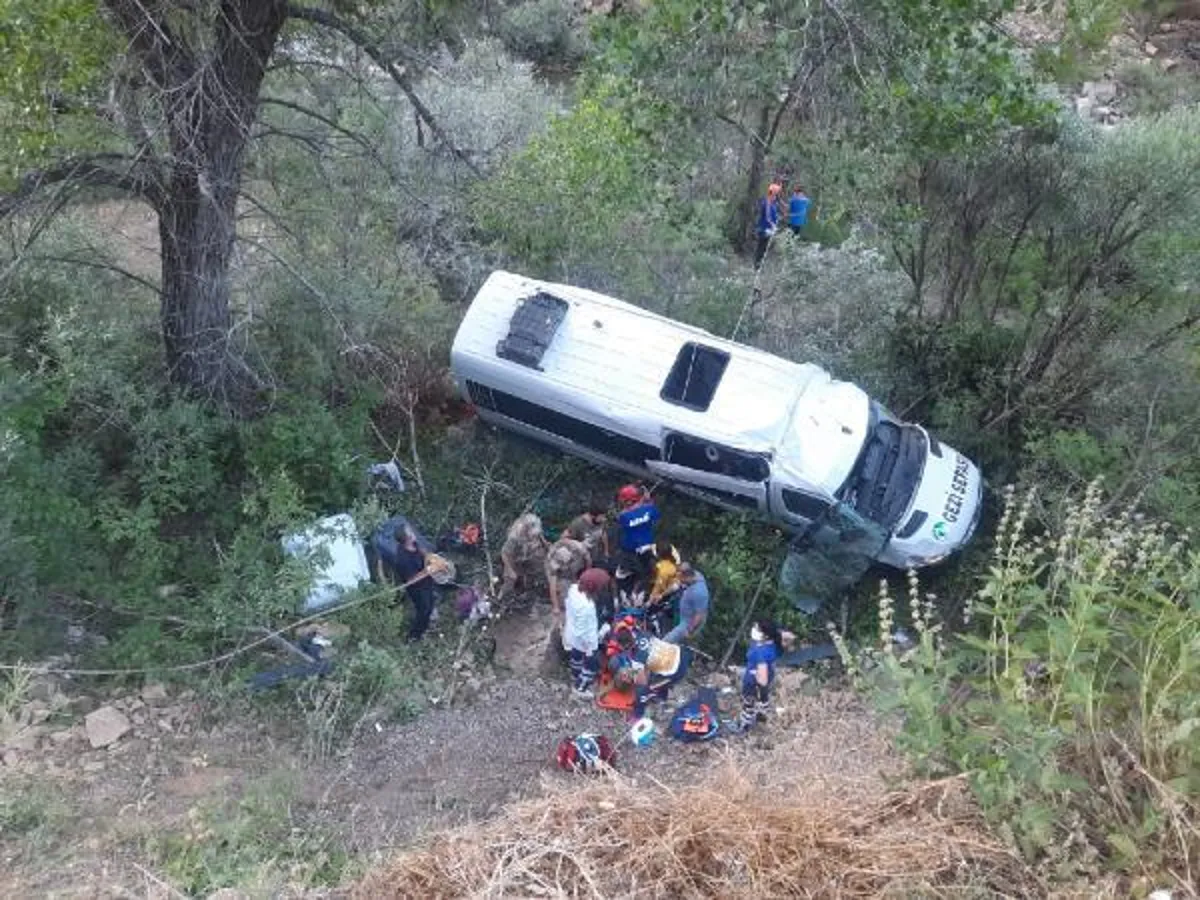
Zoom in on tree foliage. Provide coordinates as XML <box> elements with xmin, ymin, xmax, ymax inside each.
<box><xmin>594</xmin><ymin>0</ymin><xmax>1050</xmax><ymax>247</ymax></box>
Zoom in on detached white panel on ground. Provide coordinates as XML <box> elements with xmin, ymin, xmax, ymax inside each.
<box><xmin>282</xmin><ymin>513</ymin><xmax>370</xmax><ymax>612</ymax></box>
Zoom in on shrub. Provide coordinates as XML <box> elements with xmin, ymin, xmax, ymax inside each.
<box><xmin>497</xmin><ymin>0</ymin><xmax>588</xmax><ymax>68</ymax></box>
<box><xmin>841</xmin><ymin>481</ymin><xmax>1200</xmax><ymax>883</ymax></box>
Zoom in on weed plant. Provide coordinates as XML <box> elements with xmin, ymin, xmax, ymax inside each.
<box><xmin>835</xmin><ymin>481</ymin><xmax>1200</xmax><ymax>884</ymax></box>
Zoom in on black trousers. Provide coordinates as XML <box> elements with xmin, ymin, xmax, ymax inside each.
<box><xmin>405</xmin><ymin>584</ymin><xmax>435</xmax><ymax>641</ymax></box>
<box><xmin>754</xmin><ymin>233</ymin><xmax>771</xmax><ymax>266</ymax></box>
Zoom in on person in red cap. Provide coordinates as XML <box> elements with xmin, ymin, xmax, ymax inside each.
<box><xmin>562</xmin><ymin>568</ymin><xmax>612</xmax><ymax>699</ymax></box>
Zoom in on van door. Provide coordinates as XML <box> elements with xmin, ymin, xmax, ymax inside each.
<box><xmin>779</xmin><ymin>501</ymin><xmax>888</xmax><ymax>614</ymax></box>
<box><xmin>772</xmin><ymin>483</ymin><xmax>835</xmax><ymax>530</ymax></box>
<box><xmin>645</xmin><ymin>432</ymin><xmax>769</xmax><ymax>512</ymax></box>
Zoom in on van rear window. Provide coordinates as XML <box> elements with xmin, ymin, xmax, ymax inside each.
<box><xmin>496</xmin><ymin>292</ymin><xmax>569</xmax><ymax>370</ymax></box>
<box><xmin>661</xmin><ymin>343</ymin><xmax>729</xmax><ymax>411</ymax></box>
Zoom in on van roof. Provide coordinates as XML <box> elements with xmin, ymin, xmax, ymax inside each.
<box><xmin>452</xmin><ymin>271</ymin><xmax>827</xmax><ymax>453</ymax></box>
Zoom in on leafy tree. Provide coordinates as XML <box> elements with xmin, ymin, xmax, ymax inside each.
<box><xmin>595</xmin><ymin>0</ymin><xmax>1048</xmax><ymax>251</ymax></box>
<box><xmin>0</xmin><ymin>0</ymin><xmax>478</xmax><ymax>403</ymax></box>
<box><xmin>878</xmin><ymin>108</ymin><xmax>1200</xmax><ymax>472</ymax></box>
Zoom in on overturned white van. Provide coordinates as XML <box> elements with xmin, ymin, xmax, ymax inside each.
<box><xmin>450</xmin><ymin>271</ymin><xmax>983</xmax><ymax>571</ymax></box>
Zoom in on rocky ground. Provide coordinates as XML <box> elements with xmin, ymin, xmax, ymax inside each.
<box><xmin>0</xmin><ymin>608</ymin><xmax>896</xmax><ymax>899</ymax></box>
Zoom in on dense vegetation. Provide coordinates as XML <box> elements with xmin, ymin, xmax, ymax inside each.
<box><xmin>1</xmin><ymin>0</ymin><xmax>1198</xmax><ymax>888</ymax></box>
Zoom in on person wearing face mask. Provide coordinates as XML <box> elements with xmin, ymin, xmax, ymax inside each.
<box><xmin>732</xmin><ymin>618</ymin><xmax>795</xmax><ymax>732</ymax></box>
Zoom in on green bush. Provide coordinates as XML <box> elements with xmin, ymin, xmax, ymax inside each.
<box><xmin>148</xmin><ymin>771</ymin><xmax>351</xmax><ymax>894</ymax></box>
<box><xmin>842</xmin><ymin>482</ymin><xmax>1200</xmax><ymax>882</ymax></box>
<box><xmin>497</xmin><ymin>0</ymin><xmax>588</xmax><ymax>68</ymax></box>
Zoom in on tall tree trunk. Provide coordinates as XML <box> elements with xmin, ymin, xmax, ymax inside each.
<box><xmin>158</xmin><ymin>178</ymin><xmax>240</xmax><ymax>398</ymax></box>
<box><xmin>135</xmin><ymin>0</ymin><xmax>288</xmax><ymax>401</ymax></box>
<box><xmin>731</xmin><ymin>104</ymin><xmax>773</xmax><ymax>254</ymax></box>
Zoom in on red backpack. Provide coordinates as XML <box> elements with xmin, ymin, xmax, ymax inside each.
<box><xmin>556</xmin><ymin>733</ymin><xmax>617</xmax><ymax>774</ymax></box>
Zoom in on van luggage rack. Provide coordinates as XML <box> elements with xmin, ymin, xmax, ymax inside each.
<box><xmin>496</xmin><ymin>291</ymin><xmax>570</xmax><ymax>370</ymax></box>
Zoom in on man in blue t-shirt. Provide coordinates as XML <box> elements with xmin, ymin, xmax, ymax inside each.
<box><xmin>616</xmin><ymin>484</ymin><xmax>660</xmax><ymax>591</ymax></box>
<box><xmin>789</xmin><ymin>185</ymin><xmax>810</xmax><ymax>237</ymax></box>
<box><xmin>664</xmin><ymin>563</ymin><xmax>709</xmax><ymax>644</ymax></box>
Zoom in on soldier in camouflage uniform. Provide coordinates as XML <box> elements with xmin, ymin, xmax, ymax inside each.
<box><xmin>499</xmin><ymin>512</ymin><xmax>548</xmax><ymax>601</ymax></box>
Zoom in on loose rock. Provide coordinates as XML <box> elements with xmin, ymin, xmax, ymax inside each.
<box><xmin>1082</xmin><ymin>80</ymin><xmax>1117</xmax><ymax>104</ymax></box>
<box><xmin>49</xmin><ymin>728</ymin><xmax>78</xmax><ymax>746</ymax></box>
<box><xmin>141</xmin><ymin>683</ymin><xmax>169</xmax><ymax>705</ymax></box>
<box><xmin>3</xmin><ymin>726</ymin><xmax>44</xmax><ymax>752</ymax></box>
<box><xmin>85</xmin><ymin>706</ymin><xmax>132</xmax><ymax>748</ymax></box>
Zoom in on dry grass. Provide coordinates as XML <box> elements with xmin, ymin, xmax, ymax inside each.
<box><xmin>356</xmin><ymin>759</ymin><xmax>1044</xmax><ymax>899</ymax></box>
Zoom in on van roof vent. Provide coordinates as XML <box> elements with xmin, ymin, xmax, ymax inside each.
<box><xmin>496</xmin><ymin>291</ymin><xmax>570</xmax><ymax>370</ymax></box>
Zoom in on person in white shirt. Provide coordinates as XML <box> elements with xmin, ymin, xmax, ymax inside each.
<box><xmin>562</xmin><ymin>568</ymin><xmax>612</xmax><ymax>699</ymax></box>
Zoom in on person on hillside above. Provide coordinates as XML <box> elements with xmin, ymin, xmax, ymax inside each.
<box><xmin>616</xmin><ymin>484</ymin><xmax>660</xmax><ymax>584</ymax></box>
<box><xmin>788</xmin><ymin>185</ymin><xmax>811</xmax><ymax>237</ymax></box>
<box><xmin>388</xmin><ymin>526</ymin><xmax>437</xmax><ymax>643</ymax></box>
<box><xmin>754</xmin><ymin>182</ymin><xmax>782</xmax><ymax>267</ymax></box>
<box><xmin>732</xmin><ymin>617</ymin><xmax>795</xmax><ymax>732</ymax></box>
<box><xmin>562</xmin><ymin>567</ymin><xmax>612</xmax><ymax>699</ymax></box>
<box><xmin>566</xmin><ymin>502</ymin><xmax>610</xmax><ymax>558</ymax></box>
<box><xmin>546</xmin><ymin>534</ymin><xmax>591</xmax><ymax>629</ymax></box>
<box><xmin>607</xmin><ymin>625</ymin><xmax>693</xmax><ymax>720</ymax></box>
<box><xmin>499</xmin><ymin>512</ymin><xmax>548</xmax><ymax>601</ymax></box>
<box><xmin>663</xmin><ymin>562</ymin><xmax>709</xmax><ymax>645</ymax></box>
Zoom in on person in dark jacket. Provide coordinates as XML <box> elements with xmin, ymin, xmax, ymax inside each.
<box><xmin>386</xmin><ymin>526</ymin><xmax>436</xmax><ymax>642</ymax></box>
<box><xmin>754</xmin><ymin>183</ymin><xmax>782</xmax><ymax>267</ymax></box>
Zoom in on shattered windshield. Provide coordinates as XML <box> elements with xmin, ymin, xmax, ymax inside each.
<box><xmin>839</xmin><ymin>410</ymin><xmax>925</xmax><ymax>531</ymax></box>
<box><xmin>780</xmin><ymin>503</ymin><xmax>888</xmax><ymax>614</ymax></box>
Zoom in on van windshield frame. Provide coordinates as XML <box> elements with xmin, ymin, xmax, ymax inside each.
<box><xmin>837</xmin><ymin>406</ymin><xmax>925</xmax><ymax>531</ymax></box>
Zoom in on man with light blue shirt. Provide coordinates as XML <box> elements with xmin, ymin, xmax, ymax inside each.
<box><xmin>789</xmin><ymin>185</ymin><xmax>811</xmax><ymax>237</ymax></box>
<box><xmin>664</xmin><ymin>563</ymin><xmax>709</xmax><ymax>645</ymax></box>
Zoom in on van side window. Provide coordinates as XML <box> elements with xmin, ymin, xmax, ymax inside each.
<box><xmin>664</xmin><ymin>432</ymin><xmax>769</xmax><ymax>482</ymax></box>
<box><xmin>781</xmin><ymin>489</ymin><xmax>832</xmax><ymax>521</ymax></box>
<box><xmin>661</xmin><ymin>343</ymin><xmax>729</xmax><ymax>412</ymax></box>
<box><xmin>465</xmin><ymin>380</ymin><xmax>660</xmax><ymax>466</ymax></box>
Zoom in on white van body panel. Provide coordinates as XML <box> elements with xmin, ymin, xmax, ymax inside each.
<box><xmin>450</xmin><ymin>271</ymin><xmax>983</xmax><ymax>568</ymax></box>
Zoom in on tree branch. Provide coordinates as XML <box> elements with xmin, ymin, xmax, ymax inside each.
<box><xmin>27</xmin><ymin>253</ymin><xmax>162</xmax><ymax>296</ymax></box>
<box><xmin>0</xmin><ymin>154</ymin><xmax>162</xmax><ymax>218</ymax></box>
<box><xmin>286</xmin><ymin>4</ymin><xmax>482</xmax><ymax>176</ymax></box>
<box><xmin>259</xmin><ymin>96</ymin><xmax>390</xmax><ymax>167</ymax></box>
<box><xmin>101</xmin><ymin>0</ymin><xmax>194</xmax><ymax>89</ymax></box>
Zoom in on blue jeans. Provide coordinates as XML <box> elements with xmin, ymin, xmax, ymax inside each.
<box><xmin>664</xmin><ymin>620</ymin><xmax>701</xmax><ymax>645</ymax></box>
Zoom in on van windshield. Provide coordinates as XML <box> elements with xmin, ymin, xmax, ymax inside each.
<box><xmin>838</xmin><ymin>411</ymin><xmax>925</xmax><ymax>531</ymax></box>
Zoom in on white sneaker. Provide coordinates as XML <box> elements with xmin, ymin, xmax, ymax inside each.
<box><xmin>572</xmin><ymin>687</ymin><xmax>595</xmax><ymax>700</ymax></box>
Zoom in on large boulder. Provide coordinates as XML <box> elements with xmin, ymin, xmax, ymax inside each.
<box><xmin>85</xmin><ymin>706</ymin><xmax>132</xmax><ymax>748</ymax></box>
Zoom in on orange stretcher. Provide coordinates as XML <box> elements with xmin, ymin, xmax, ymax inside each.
<box><xmin>595</xmin><ymin>668</ymin><xmax>636</xmax><ymax>712</ymax></box>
